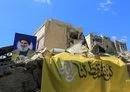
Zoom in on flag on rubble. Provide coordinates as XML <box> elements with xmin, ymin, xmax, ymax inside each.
<box><xmin>41</xmin><ymin>52</ymin><xmax>130</xmax><ymax>92</ymax></box>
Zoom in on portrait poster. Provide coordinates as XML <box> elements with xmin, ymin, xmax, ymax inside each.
<box><xmin>13</xmin><ymin>33</ymin><xmax>37</xmax><ymax>51</ymax></box>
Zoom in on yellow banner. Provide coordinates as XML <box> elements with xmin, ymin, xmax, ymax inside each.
<box><xmin>41</xmin><ymin>52</ymin><xmax>130</xmax><ymax>92</ymax></box>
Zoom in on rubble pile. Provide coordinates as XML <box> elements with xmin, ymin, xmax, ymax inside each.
<box><xmin>0</xmin><ymin>53</ymin><xmax>42</xmax><ymax>92</ymax></box>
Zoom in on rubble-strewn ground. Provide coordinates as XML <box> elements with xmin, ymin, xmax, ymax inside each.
<box><xmin>0</xmin><ymin>60</ymin><xmax>42</xmax><ymax>92</ymax></box>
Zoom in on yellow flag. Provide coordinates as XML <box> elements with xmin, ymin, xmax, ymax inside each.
<box><xmin>41</xmin><ymin>52</ymin><xmax>130</xmax><ymax>92</ymax></box>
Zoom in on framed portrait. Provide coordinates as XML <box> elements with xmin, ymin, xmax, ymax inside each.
<box><xmin>13</xmin><ymin>33</ymin><xmax>37</xmax><ymax>51</ymax></box>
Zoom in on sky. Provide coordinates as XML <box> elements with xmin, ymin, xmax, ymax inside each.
<box><xmin>0</xmin><ymin>0</ymin><xmax>130</xmax><ymax>49</ymax></box>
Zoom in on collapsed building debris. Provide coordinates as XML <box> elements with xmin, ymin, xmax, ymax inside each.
<box><xmin>85</xmin><ymin>33</ymin><xmax>127</xmax><ymax>55</ymax></box>
<box><xmin>0</xmin><ymin>45</ymin><xmax>43</xmax><ymax>92</ymax></box>
<box><xmin>34</xmin><ymin>19</ymin><xmax>84</xmax><ymax>50</ymax></box>
<box><xmin>114</xmin><ymin>40</ymin><xmax>127</xmax><ymax>53</ymax></box>
<box><xmin>85</xmin><ymin>33</ymin><xmax>117</xmax><ymax>55</ymax></box>
<box><xmin>0</xmin><ymin>19</ymin><xmax>130</xmax><ymax>92</ymax></box>
<box><xmin>0</xmin><ymin>57</ymin><xmax>42</xmax><ymax>92</ymax></box>
<box><xmin>67</xmin><ymin>39</ymin><xmax>88</xmax><ymax>55</ymax></box>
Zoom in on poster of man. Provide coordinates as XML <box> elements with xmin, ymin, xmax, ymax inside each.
<box><xmin>12</xmin><ymin>33</ymin><xmax>37</xmax><ymax>61</ymax></box>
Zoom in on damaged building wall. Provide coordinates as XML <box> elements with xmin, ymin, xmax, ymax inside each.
<box><xmin>114</xmin><ymin>40</ymin><xmax>127</xmax><ymax>53</ymax></box>
<box><xmin>85</xmin><ymin>33</ymin><xmax>126</xmax><ymax>54</ymax></box>
<box><xmin>85</xmin><ymin>33</ymin><xmax>103</xmax><ymax>51</ymax></box>
<box><xmin>34</xmin><ymin>25</ymin><xmax>45</xmax><ymax>51</ymax></box>
<box><xmin>34</xmin><ymin>19</ymin><xmax>68</xmax><ymax>50</ymax></box>
<box><xmin>34</xmin><ymin>19</ymin><xmax>83</xmax><ymax>50</ymax></box>
<box><xmin>102</xmin><ymin>36</ymin><xmax>117</xmax><ymax>54</ymax></box>
<box><xmin>43</xmin><ymin>20</ymin><xmax>69</xmax><ymax>49</ymax></box>
<box><xmin>85</xmin><ymin>34</ymin><xmax>91</xmax><ymax>50</ymax></box>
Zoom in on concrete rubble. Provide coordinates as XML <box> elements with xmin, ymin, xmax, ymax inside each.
<box><xmin>0</xmin><ymin>55</ymin><xmax>42</xmax><ymax>92</ymax></box>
